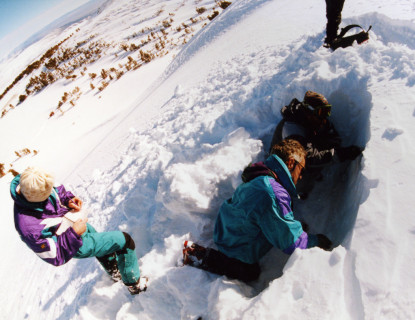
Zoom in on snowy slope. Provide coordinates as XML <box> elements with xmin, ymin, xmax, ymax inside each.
<box><xmin>1</xmin><ymin>0</ymin><xmax>415</xmax><ymax>319</ymax></box>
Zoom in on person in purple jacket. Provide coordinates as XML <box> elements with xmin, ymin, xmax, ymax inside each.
<box><xmin>10</xmin><ymin>166</ymin><xmax>147</xmax><ymax>295</ymax></box>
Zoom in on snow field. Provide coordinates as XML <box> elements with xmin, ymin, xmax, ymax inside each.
<box><xmin>0</xmin><ymin>0</ymin><xmax>415</xmax><ymax>319</ymax></box>
<box><xmin>68</xmin><ymin>10</ymin><xmax>415</xmax><ymax>318</ymax></box>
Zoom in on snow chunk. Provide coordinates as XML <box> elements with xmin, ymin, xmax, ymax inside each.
<box><xmin>157</xmin><ymin>128</ymin><xmax>262</xmax><ymax>213</ymax></box>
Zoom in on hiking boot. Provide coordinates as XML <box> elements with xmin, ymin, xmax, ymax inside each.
<box><xmin>126</xmin><ymin>276</ymin><xmax>148</xmax><ymax>295</ymax></box>
<box><xmin>109</xmin><ymin>268</ymin><xmax>122</xmax><ymax>282</ymax></box>
<box><xmin>97</xmin><ymin>253</ymin><xmax>122</xmax><ymax>282</ymax></box>
<box><xmin>183</xmin><ymin>241</ymin><xmax>207</xmax><ymax>267</ymax></box>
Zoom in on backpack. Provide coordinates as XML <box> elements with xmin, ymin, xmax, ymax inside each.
<box><xmin>329</xmin><ymin>24</ymin><xmax>372</xmax><ymax>51</ymax></box>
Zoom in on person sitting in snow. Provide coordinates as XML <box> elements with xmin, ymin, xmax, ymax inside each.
<box><xmin>269</xmin><ymin>90</ymin><xmax>362</xmax><ymax>198</ymax></box>
<box><xmin>10</xmin><ymin>166</ymin><xmax>147</xmax><ymax>295</ymax></box>
<box><xmin>182</xmin><ymin>139</ymin><xmax>332</xmax><ymax>282</ymax></box>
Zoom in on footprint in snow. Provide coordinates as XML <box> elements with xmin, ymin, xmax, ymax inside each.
<box><xmin>381</xmin><ymin>127</ymin><xmax>404</xmax><ymax>141</ymax></box>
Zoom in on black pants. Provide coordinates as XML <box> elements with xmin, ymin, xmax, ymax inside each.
<box><xmin>200</xmin><ymin>247</ymin><xmax>260</xmax><ymax>282</ymax></box>
<box><xmin>325</xmin><ymin>0</ymin><xmax>345</xmax><ymax>43</ymax></box>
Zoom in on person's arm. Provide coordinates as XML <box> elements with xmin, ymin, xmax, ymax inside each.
<box><xmin>305</xmin><ymin>122</ymin><xmax>342</xmax><ymax>167</ymax></box>
<box><xmin>335</xmin><ymin>145</ymin><xmax>363</xmax><ymax>161</ymax></box>
<box><xmin>258</xmin><ymin>182</ymin><xmax>331</xmax><ymax>253</ymax></box>
<box><xmin>258</xmin><ymin>204</ymin><xmax>317</xmax><ymax>254</ymax></box>
<box><xmin>26</xmin><ymin>226</ymin><xmax>83</xmax><ymax>266</ymax></box>
<box><xmin>313</xmin><ymin>122</ymin><xmax>342</xmax><ymax>150</ymax></box>
<box><xmin>305</xmin><ymin>142</ymin><xmax>336</xmax><ymax>167</ymax></box>
<box><xmin>56</xmin><ymin>185</ymin><xmax>83</xmax><ymax>211</ymax></box>
<box><xmin>259</xmin><ymin>209</ymin><xmax>332</xmax><ymax>253</ymax></box>
<box><xmin>306</xmin><ymin>141</ymin><xmax>363</xmax><ymax>165</ymax></box>
<box><xmin>56</xmin><ymin>185</ymin><xmax>76</xmax><ymax>206</ymax></box>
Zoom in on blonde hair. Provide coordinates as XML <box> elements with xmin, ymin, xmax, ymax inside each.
<box><xmin>20</xmin><ymin>167</ymin><xmax>55</xmax><ymax>202</ymax></box>
<box><xmin>270</xmin><ymin>139</ymin><xmax>306</xmax><ymax>164</ymax></box>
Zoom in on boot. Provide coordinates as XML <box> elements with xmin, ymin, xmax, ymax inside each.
<box><xmin>183</xmin><ymin>241</ymin><xmax>208</xmax><ymax>267</ymax></box>
<box><xmin>96</xmin><ymin>253</ymin><xmax>122</xmax><ymax>282</ymax></box>
<box><xmin>126</xmin><ymin>277</ymin><xmax>148</xmax><ymax>295</ymax></box>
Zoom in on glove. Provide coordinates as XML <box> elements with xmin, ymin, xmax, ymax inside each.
<box><xmin>301</xmin><ymin>221</ymin><xmax>309</xmax><ymax>232</ymax></box>
<box><xmin>316</xmin><ymin>234</ymin><xmax>332</xmax><ymax>251</ymax></box>
<box><xmin>335</xmin><ymin>145</ymin><xmax>362</xmax><ymax>162</ymax></box>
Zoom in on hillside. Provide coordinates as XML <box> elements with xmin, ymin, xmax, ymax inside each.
<box><xmin>0</xmin><ymin>0</ymin><xmax>414</xmax><ymax>319</ymax></box>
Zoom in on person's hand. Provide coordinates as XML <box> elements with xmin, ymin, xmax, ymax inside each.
<box><xmin>317</xmin><ymin>234</ymin><xmax>332</xmax><ymax>251</ymax></box>
<box><xmin>73</xmin><ymin>218</ymin><xmax>87</xmax><ymax>236</ymax></box>
<box><xmin>335</xmin><ymin>146</ymin><xmax>362</xmax><ymax>162</ymax></box>
<box><xmin>68</xmin><ymin>197</ymin><xmax>83</xmax><ymax>212</ymax></box>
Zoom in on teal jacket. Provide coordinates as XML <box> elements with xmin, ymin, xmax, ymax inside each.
<box><xmin>214</xmin><ymin>155</ymin><xmax>318</xmax><ymax>264</ymax></box>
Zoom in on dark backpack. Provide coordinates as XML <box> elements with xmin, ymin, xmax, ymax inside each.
<box><xmin>330</xmin><ymin>24</ymin><xmax>372</xmax><ymax>51</ymax></box>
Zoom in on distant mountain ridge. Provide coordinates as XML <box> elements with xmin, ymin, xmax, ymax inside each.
<box><xmin>4</xmin><ymin>0</ymin><xmax>113</xmax><ymax>62</ymax></box>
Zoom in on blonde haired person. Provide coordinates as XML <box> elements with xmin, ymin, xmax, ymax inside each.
<box><xmin>10</xmin><ymin>167</ymin><xmax>147</xmax><ymax>295</ymax></box>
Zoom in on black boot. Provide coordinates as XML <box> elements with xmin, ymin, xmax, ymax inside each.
<box><xmin>126</xmin><ymin>277</ymin><xmax>148</xmax><ymax>295</ymax></box>
<box><xmin>183</xmin><ymin>241</ymin><xmax>208</xmax><ymax>267</ymax></box>
<box><xmin>96</xmin><ymin>253</ymin><xmax>122</xmax><ymax>282</ymax></box>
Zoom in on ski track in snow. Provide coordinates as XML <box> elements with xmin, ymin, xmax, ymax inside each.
<box><xmin>1</xmin><ymin>1</ymin><xmax>415</xmax><ymax>319</ymax></box>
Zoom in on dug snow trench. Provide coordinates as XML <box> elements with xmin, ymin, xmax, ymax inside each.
<box><xmin>79</xmin><ymin>17</ymin><xmax>372</xmax><ymax>293</ymax></box>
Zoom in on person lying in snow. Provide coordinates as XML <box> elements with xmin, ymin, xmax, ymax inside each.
<box><xmin>10</xmin><ymin>166</ymin><xmax>147</xmax><ymax>295</ymax></box>
<box><xmin>269</xmin><ymin>90</ymin><xmax>362</xmax><ymax>198</ymax></box>
<box><xmin>183</xmin><ymin>139</ymin><xmax>332</xmax><ymax>282</ymax></box>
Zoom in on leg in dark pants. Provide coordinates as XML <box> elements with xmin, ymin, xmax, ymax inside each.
<box><xmin>325</xmin><ymin>0</ymin><xmax>345</xmax><ymax>45</ymax></box>
<box><xmin>202</xmin><ymin>248</ymin><xmax>260</xmax><ymax>282</ymax></box>
<box><xmin>183</xmin><ymin>242</ymin><xmax>260</xmax><ymax>282</ymax></box>
<box><xmin>75</xmin><ymin>224</ymin><xmax>141</xmax><ymax>285</ymax></box>
<box><xmin>96</xmin><ymin>252</ymin><xmax>121</xmax><ymax>281</ymax></box>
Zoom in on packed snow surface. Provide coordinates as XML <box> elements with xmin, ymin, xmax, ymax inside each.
<box><xmin>0</xmin><ymin>0</ymin><xmax>414</xmax><ymax>319</ymax></box>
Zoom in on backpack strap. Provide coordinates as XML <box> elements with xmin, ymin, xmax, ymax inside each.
<box><xmin>338</xmin><ymin>24</ymin><xmax>367</xmax><ymax>38</ymax></box>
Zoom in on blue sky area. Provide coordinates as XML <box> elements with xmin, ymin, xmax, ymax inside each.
<box><xmin>0</xmin><ymin>0</ymin><xmax>64</xmax><ymax>40</ymax></box>
<box><xmin>0</xmin><ymin>0</ymin><xmax>89</xmax><ymax>60</ymax></box>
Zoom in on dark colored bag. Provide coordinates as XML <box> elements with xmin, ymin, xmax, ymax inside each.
<box><xmin>330</xmin><ymin>24</ymin><xmax>372</xmax><ymax>51</ymax></box>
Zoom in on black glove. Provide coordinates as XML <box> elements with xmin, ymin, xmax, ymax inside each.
<box><xmin>335</xmin><ymin>145</ymin><xmax>362</xmax><ymax>162</ymax></box>
<box><xmin>316</xmin><ymin>234</ymin><xmax>332</xmax><ymax>251</ymax></box>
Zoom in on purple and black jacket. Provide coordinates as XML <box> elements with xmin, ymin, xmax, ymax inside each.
<box><xmin>10</xmin><ymin>175</ymin><xmax>83</xmax><ymax>266</ymax></box>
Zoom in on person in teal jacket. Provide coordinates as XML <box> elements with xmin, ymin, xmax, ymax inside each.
<box><xmin>183</xmin><ymin>139</ymin><xmax>332</xmax><ymax>282</ymax></box>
